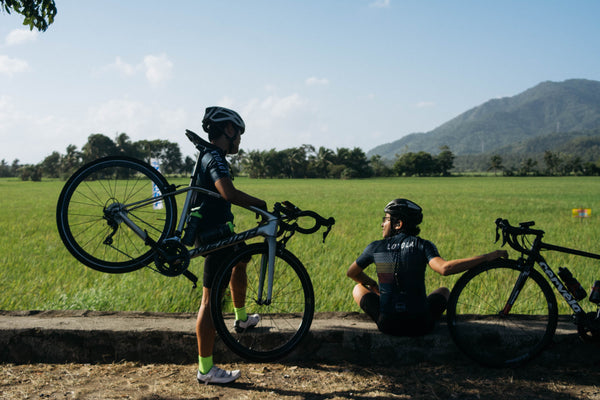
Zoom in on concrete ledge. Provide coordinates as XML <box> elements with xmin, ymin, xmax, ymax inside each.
<box><xmin>0</xmin><ymin>310</ymin><xmax>594</xmax><ymax>366</ymax></box>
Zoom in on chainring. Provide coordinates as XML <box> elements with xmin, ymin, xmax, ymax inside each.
<box><xmin>153</xmin><ymin>238</ymin><xmax>190</xmax><ymax>277</ymax></box>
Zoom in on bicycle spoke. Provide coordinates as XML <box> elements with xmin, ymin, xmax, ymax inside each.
<box><xmin>57</xmin><ymin>157</ymin><xmax>176</xmax><ymax>272</ymax></box>
<box><xmin>448</xmin><ymin>261</ymin><xmax>557</xmax><ymax>367</ymax></box>
<box><xmin>211</xmin><ymin>243</ymin><xmax>314</xmax><ymax>361</ymax></box>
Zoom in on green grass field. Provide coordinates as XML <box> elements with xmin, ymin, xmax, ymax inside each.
<box><xmin>1</xmin><ymin>176</ymin><xmax>599</xmax><ymax>315</ymax></box>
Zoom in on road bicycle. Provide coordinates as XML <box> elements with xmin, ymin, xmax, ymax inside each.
<box><xmin>56</xmin><ymin>129</ymin><xmax>335</xmax><ymax>362</ymax></box>
<box><xmin>446</xmin><ymin>218</ymin><xmax>600</xmax><ymax>367</ymax></box>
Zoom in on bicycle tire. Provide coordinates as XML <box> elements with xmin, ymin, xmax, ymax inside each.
<box><xmin>56</xmin><ymin>156</ymin><xmax>178</xmax><ymax>273</ymax></box>
<box><xmin>447</xmin><ymin>259</ymin><xmax>558</xmax><ymax>367</ymax></box>
<box><xmin>210</xmin><ymin>242</ymin><xmax>315</xmax><ymax>362</ymax></box>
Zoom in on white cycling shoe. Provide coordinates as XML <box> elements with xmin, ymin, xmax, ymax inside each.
<box><xmin>197</xmin><ymin>366</ymin><xmax>241</xmax><ymax>384</ymax></box>
<box><xmin>234</xmin><ymin>313</ymin><xmax>261</xmax><ymax>333</ymax></box>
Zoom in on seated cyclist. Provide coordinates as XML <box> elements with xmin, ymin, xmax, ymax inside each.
<box><xmin>189</xmin><ymin>106</ymin><xmax>268</xmax><ymax>384</ymax></box>
<box><xmin>346</xmin><ymin>198</ymin><xmax>507</xmax><ymax>336</ymax></box>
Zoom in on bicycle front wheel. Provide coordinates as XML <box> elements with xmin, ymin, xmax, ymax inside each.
<box><xmin>210</xmin><ymin>243</ymin><xmax>315</xmax><ymax>362</ymax></box>
<box><xmin>56</xmin><ymin>156</ymin><xmax>178</xmax><ymax>273</ymax></box>
<box><xmin>447</xmin><ymin>260</ymin><xmax>558</xmax><ymax>367</ymax></box>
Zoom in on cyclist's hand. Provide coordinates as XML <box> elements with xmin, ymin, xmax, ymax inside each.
<box><xmin>253</xmin><ymin>201</ymin><xmax>268</xmax><ymax>220</ymax></box>
<box><xmin>362</xmin><ymin>278</ymin><xmax>380</xmax><ymax>295</ymax></box>
<box><xmin>490</xmin><ymin>250</ymin><xmax>509</xmax><ymax>260</ymax></box>
<box><xmin>364</xmin><ymin>283</ymin><xmax>380</xmax><ymax>295</ymax></box>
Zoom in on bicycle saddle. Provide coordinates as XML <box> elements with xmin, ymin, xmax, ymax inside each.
<box><xmin>185</xmin><ymin>129</ymin><xmax>217</xmax><ymax>152</ymax></box>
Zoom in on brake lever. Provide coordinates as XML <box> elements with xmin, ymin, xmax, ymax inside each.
<box><xmin>322</xmin><ymin>225</ymin><xmax>332</xmax><ymax>243</ymax></box>
<box><xmin>494</xmin><ymin>218</ymin><xmax>508</xmax><ymax>247</ymax></box>
<box><xmin>321</xmin><ymin>217</ymin><xmax>335</xmax><ymax>243</ymax></box>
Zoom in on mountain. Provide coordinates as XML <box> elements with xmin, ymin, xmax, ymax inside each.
<box><xmin>368</xmin><ymin>79</ymin><xmax>600</xmax><ymax>160</ymax></box>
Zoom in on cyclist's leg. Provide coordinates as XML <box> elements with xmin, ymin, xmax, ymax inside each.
<box><xmin>230</xmin><ymin>262</ymin><xmax>248</xmax><ymax>308</ymax></box>
<box><xmin>356</xmin><ymin>288</ymin><xmax>380</xmax><ymax>323</ymax></box>
<box><xmin>196</xmin><ymin>249</ymin><xmax>230</xmax><ymax>373</ymax></box>
<box><xmin>196</xmin><ymin>286</ymin><xmax>216</xmax><ymax>357</ymax></box>
<box><xmin>427</xmin><ymin>287</ymin><xmax>449</xmax><ymax>320</ymax></box>
<box><xmin>429</xmin><ymin>287</ymin><xmax>450</xmax><ymax>300</ymax></box>
<box><xmin>229</xmin><ymin>244</ymin><xmax>252</xmax><ymax>309</ymax></box>
<box><xmin>352</xmin><ymin>283</ymin><xmax>373</xmax><ymax>307</ymax></box>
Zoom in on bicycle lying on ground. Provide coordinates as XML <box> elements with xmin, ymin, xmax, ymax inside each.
<box><xmin>446</xmin><ymin>218</ymin><xmax>600</xmax><ymax>367</ymax></box>
<box><xmin>56</xmin><ymin>129</ymin><xmax>335</xmax><ymax>362</ymax></box>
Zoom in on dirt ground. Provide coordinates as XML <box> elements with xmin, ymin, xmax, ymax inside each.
<box><xmin>2</xmin><ymin>360</ymin><xmax>600</xmax><ymax>400</ymax></box>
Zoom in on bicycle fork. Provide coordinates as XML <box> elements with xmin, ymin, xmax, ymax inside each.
<box><xmin>256</xmin><ymin>236</ymin><xmax>277</xmax><ymax>305</ymax></box>
<box><xmin>500</xmin><ymin>267</ymin><xmax>532</xmax><ymax>316</ymax></box>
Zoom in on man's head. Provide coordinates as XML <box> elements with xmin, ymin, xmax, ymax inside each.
<box><xmin>382</xmin><ymin>198</ymin><xmax>423</xmax><ymax>237</ymax></box>
<box><xmin>202</xmin><ymin>106</ymin><xmax>245</xmax><ymax>154</ymax></box>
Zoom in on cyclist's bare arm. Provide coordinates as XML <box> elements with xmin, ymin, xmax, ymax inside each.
<box><xmin>215</xmin><ymin>176</ymin><xmax>267</xmax><ymax>210</ymax></box>
<box><xmin>428</xmin><ymin>250</ymin><xmax>508</xmax><ymax>276</ymax></box>
<box><xmin>346</xmin><ymin>261</ymin><xmax>380</xmax><ymax>294</ymax></box>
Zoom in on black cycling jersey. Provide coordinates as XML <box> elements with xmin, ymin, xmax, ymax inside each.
<box><xmin>192</xmin><ymin>143</ymin><xmax>234</xmax><ymax>230</ymax></box>
<box><xmin>189</xmin><ymin>139</ymin><xmax>241</xmax><ymax>289</ymax></box>
<box><xmin>355</xmin><ymin>233</ymin><xmax>440</xmax><ymax>316</ymax></box>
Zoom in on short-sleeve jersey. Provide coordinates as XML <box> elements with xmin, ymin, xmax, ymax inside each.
<box><xmin>193</xmin><ymin>145</ymin><xmax>234</xmax><ymax>229</ymax></box>
<box><xmin>355</xmin><ymin>233</ymin><xmax>440</xmax><ymax>316</ymax></box>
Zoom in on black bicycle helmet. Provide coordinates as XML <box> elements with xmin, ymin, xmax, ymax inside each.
<box><xmin>384</xmin><ymin>198</ymin><xmax>423</xmax><ymax>226</ymax></box>
<box><xmin>202</xmin><ymin>106</ymin><xmax>245</xmax><ymax>137</ymax></box>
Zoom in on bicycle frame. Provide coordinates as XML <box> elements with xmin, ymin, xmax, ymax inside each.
<box><xmin>499</xmin><ymin>220</ymin><xmax>600</xmax><ymax>321</ymax></box>
<box><xmin>537</xmin><ymin>242</ymin><xmax>600</xmax><ymax>315</ymax></box>
<box><xmin>111</xmin><ymin>183</ymin><xmax>280</xmax><ymax>301</ymax></box>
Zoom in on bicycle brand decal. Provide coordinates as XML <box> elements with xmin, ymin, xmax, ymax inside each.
<box><xmin>539</xmin><ymin>262</ymin><xmax>582</xmax><ymax>312</ymax></box>
<box><xmin>189</xmin><ymin>227</ymin><xmax>261</xmax><ymax>258</ymax></box>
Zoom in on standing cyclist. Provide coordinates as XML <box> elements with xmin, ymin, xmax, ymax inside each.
<box><xmin>347</xmin><ymin>198</ymin><xmax>507</xmax><ymax>336</ymax></box>
<box><xmin>187</xmin><ymin>107</ymin><xmax>267</xmax><ymax>384</ymax></box>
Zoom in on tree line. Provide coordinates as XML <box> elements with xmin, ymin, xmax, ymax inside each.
<box><xmin>1</xmin><ymin>133</ymin><xmax>457</xmax><ymax>181</ymax></box>
<box><xmin>0</xmin><ymin>133</ymin><xmax>196</xmax><ymax>181</ymax></box>
<box><xmin>3</xmin><ymin>132</ymin><xmax>600</xmax><ymax>181</ymax></box>
<box><xmin>481</xmin><ymin>151</ymin><xmax>600</xmax><ymax>176</ymax></box>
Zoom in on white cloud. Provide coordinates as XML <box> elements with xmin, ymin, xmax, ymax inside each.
<box><xmin>143</xmin><ymin>53</ymin><xmax>173</xmax><ymax>86</ymax></box>
<box><xmin>0</xmin><ymin>95</ymin><xmax>73</xmax><ymax>163</ymax></box>
<box><xmin>85</xmin><ymin>98</ymin><xmax>189</xmax><ymax>144</ymax></box>
<box><xmin>87</xmin><ymin>99</ymin><xmax>152</xmax><ymax>134</ymax></box>
<box><xmin>0</xmin><ymin>55</ymin><xmax>29</xmax><ymax>76</ymax></box>
<box><xmin>244</xmin><ymin>93</ymin><xmax>307</xmax><ymax>122</ymax></box>
<box><xmin>219</xmin><ymin>93</ymin><xmax>330</xmax><ymax>150</ymax></box>
<box><xmin>5</xmin><ymin>29</ymin><xmax>38</xmax><ymax>46</ymax></box>
<box><xmin>109</xmin><ymin>56</ymin><xmax>137</xmax><ymax>76</ymax></box>
<box><xmin>369</xmin><ymin>0</ymin><xmax>390</xmax><ymax>8</ymax></box>
<box><xmin>305</xmin><ymin>77</ymin><xmax>329</xmax><ymax>86</ymax></box>
<box><xmin>102</xmin><ymin>53</ymin><xmax>173</xmax><ymax>86</ymax></box>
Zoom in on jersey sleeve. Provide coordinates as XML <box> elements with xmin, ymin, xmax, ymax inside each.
<box><xmin>422</xmin><ymin>239</ymin><xmax>440</xmax><ymax>262</ymax></box>
<box><xmin>355</xmin><ymin>241</ymin><xmax>377</xmax><ymax>269</ymax></box>
<box><xmin>205</xmin><ymin>150</ymin><xmax>231</xmax><ymax>183</ymax></box>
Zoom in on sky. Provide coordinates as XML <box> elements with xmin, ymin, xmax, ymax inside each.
<box><xmin>2</xmin><ymin>1</ymin><xmax>600</xmax><ymax>164</ymax></box>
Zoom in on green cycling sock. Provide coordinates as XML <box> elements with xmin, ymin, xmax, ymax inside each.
<box><xmin>234</xmin><ymin>306</ymin><xmax>247</xmax><ymax>322</ymax></box>
<box><xmin>199</xmin><ymin>355</ymin><xmax>213</xmax><ymax>374</ymax></box>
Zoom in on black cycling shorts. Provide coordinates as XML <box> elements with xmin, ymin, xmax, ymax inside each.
<box><xmin>203</xmin><ymin>242</ymin><xmax>249</xmax><ymax>289</ymax></box>
<box><xmin>359</xmin><ymin>292</ymin><xmax>448</xmax><ymax>337</ymax></box>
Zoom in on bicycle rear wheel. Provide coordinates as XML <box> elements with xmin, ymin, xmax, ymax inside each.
<box><xmin>447</xmin><ymin>259</ymin><xmax>558</xmax><ymax>367</ymax></box>
<box><xmin>56</xmin><ymin>156</ymin><xmax>177</xmax><ymax>273</ymax></box>
<box><xmin>210</xmin><ymin>243</ymin><xmax>315</xmax><ymax>362</ymax></box>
